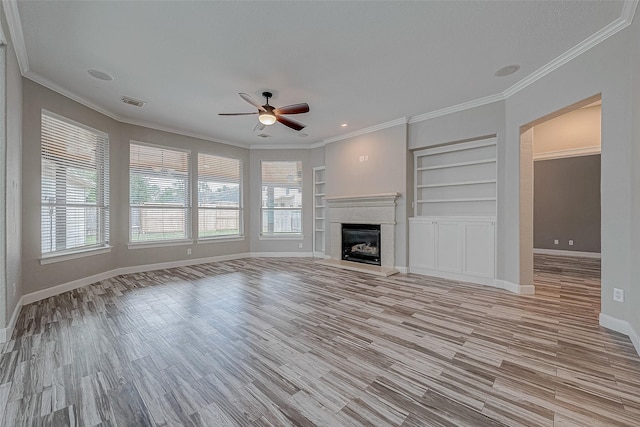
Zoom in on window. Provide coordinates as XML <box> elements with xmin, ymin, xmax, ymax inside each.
<box><xmin>41</xmin><ymin>112</ymin><xmax>109</xmax><ymax>255</ymax></box>
<box><xmin>129</xmin><ymin>143</ymin><xmax>190</xmax><ymax>243</ymax></box>
<box><xmin>261</xmin><ymin>161</ymin><xmax>302</xmax><ymax>236</ymax></box>
<box><xmin>198</xmin><ymin>154</ymin><xmax>242</xmax><ymax>239</ymax></box>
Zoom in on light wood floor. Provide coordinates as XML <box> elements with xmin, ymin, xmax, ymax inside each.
<box><xmin>1</xmin><ymin>255</ymin><xmax>639</xmax><ymax>426</ymax></box>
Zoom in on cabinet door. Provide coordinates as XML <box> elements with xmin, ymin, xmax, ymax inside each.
<box><xmin>463</xmin><ymin>222</ymin><xmax>495</xmax><ymax>278</ymax></box>
<box><xmin>436</xmin><ymin>221</ymin><xmax>462</xmax><ymax>272</ymax></box>
<box><xmin>409</xmin><ymin>220</ymin><xmax>435</xmax><ymax>269</ymax></box>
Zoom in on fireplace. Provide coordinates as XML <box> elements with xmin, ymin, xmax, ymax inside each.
<box><xmin>342</xmin><ymin>224</ymin><xmax>381</xmax><ymax>266</ymax></box>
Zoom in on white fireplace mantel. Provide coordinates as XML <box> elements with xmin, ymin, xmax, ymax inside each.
<box><xmin>324</xmin><ymin>192</ymin><xmax>400</xmax><ymax>272</ymax></box>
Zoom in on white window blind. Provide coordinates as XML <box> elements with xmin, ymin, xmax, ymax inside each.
<box><xmin>198</xmin><ymin>154</ymin><xmax>242</xmax><ymax>238</ymax></box>
<box><xmin>261</xmin><ymin>161</ymin><xmax>302</xmax><ymax>235</ymax></box>
<box><xmin>129</xmin><ymin>143</ymin><xmax>191</xmax><ymax>243</ymax></box>
<box><xmin>41</xmin><ymin>112</ymin><xmax>110</xmax><ymax>255</ymax></box>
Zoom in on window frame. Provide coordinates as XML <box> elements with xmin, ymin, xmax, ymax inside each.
<box><xmin>40</xmin><ymin>110</ymin><xmax>110</xmax><ymax>260</ymax></box>
<box><xmin>260</xmin><ymin>160</ymin><xmax>303</xmax><ymax>238</ymax></box>
<box><xmin>128</xmin><ymin>140</ymin><xmax>192</xmax><ymax>246</ymax></box>
<box><xmin>197</xmin><ymin>153</ymin><xmax>244</xmax><ymax>241</ymax></box>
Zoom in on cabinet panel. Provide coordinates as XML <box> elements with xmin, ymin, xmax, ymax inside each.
<box><xmin>464</xmin><ymin>222</ymin><xmax>495</xmax><ymax>278</ymax></box>
<box><xmin>409</xmin><ymin>220</ymin><xmax>435</xmax><ymax>269</ymax></box>
<box><xmin>436</xmin><ymin>222</ymin><xmax>461</xmax><ymax>272</ymax></box>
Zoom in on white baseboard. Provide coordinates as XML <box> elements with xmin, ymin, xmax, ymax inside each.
<box><xmin>249</xmin><ymin>252</ymin><xmax>313</xmax><ymax>258</ymax></box>
<box><xmin>599</xmin><ymin>313</ymin><xmax>640</xmax><ymax>358</ymax></box>
<box><xmin>395</xmin><ymin>266</ymin><xmax>408</xmax><ymax>274</ymax></box>
<box><xmin>0</xmin><ymin>295</ymin><xmax>25</xmax><ymax>343</ymax></box>
<box><xmin>533</xmin><ymin>248</ymin><xmax>601</xmax><ymax>259</ymax></box>
<box><xmin>409</xmin><ymin>266</ymin><xmax>535</xmax><ymax>295</ymax></box>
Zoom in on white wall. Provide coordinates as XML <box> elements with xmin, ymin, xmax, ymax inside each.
<box><xmin>325</xmin><ymin>124</ymin><xmax>408</xmax><ymax>267</ymax></box>
<box><xmin>533</xmin><ymin>105</ymin><xmax>601</xmax><ymax>156</ymax></box>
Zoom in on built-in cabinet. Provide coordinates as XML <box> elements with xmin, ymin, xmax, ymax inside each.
<box><xmin>410</xmin><ymin>138</ymin><xmax>497</xmax><ymax>284</ymax></box>
<box><xmin>313</xmin><ymin>167</ymin><xmax>326</xmax><ymax>257</ymax></box>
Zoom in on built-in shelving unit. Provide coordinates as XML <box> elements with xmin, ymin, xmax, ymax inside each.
<box><xmin>410</xmin><ymin>138</ymin><xmax>498</xmax><ymax>286</ymax></box>
<box><xmin>414</xmin><ymin>138</ymin><xmax>497</xmax><ymax>217</ymax></box>
<box><xmin>313</xmin><ymin>167</ymin><xmax>326</xmax><ymax>257</ymax></box>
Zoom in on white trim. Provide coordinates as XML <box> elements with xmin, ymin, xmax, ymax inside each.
<box><xmin>395</xmin><ymin>266</ymin><xmax>408</xmax><ymax>274</ymax></box>
<box><xmin>39</xmin><ymin>245</ymin><xmax>112</xmax><ymax>265</ymax></box>
<box><xmin>599</xmin><ymin>313</ymin><xmax>640</xmax><ymax>358</ymax></box>
<box><xmin>322</xmin><ymin>118</ymin><xmax>408</xmax><ymax>145</ymax></box>
<box><xmin>503</xmin><ymin>2</ymin><xmax>638</xmax><ymax>98</ymax></box>
<box><xmin>409</xmin><ymin>265</ymin><xmax>535</xmax><ymax>295</ymax></box>
<box><xmin>0</xmin><ymin>6</ymin><xmax>7</xmax><ymax>45</ymax></box>
<box><xmin>0</xmin><ymin>295</ymin><xmax>25</xmax><ymax>343</ymax></box>
<box><xmin>408</xmin><ymin>94</ymin><xmax>505</xmax><ymax>124</ymax></box>
<box><xmin>250</xmin><ymin>252</ymin><xmax>312</xmax><ymax>258</ymax></box>
<box><xmin>533</xmin><ymin>146</ymin><xmax>601</xmax><ymax>161</ymax></box>
<box><xmin>2</xmin><ymin>0</ymin><xmax>28</xmax><ymax>73</ymax></box>
<box><xmin>127</xmin><ymin>239</ymin><xmax>193</xmax><ymax>250</ymax></box>
<box><xmin>533</xmin><ymin>248</ymin><xmax>601</xmax><ymax>259</ymax></box>
<box><xmin>197</xmin><ymin>236</ymin><xmax>244</xmax><ymax>244</ymax></box>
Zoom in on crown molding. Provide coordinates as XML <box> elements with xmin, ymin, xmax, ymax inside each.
<box><xmin>3</xmin><ymin>0</ymin><xmax>28</xmax><ymax>72</ymax></box>
<box><xmin>322</xmin><ymin>117</ymin><xmax>408</xmax><ymax>145</ymax></box>
<box><xmin>533</xmin><ymin>145</ymin><xmax>601</xmax><ymax>161</ymax></box>
<box><xmin>503</xmin><ymin>0</ymin><xmax>638</xmax><ymax>98</ymax></box>
<box><xmin>408</xmin><ymin>93</ymin><xmax>505</xmax><ymax>124</ymax></box>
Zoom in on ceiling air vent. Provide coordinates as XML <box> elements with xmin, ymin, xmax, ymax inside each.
<box><xmin>121</xmin><ymin>96</ymin><xmax>146</xmax><ymax>107</ymax></box>
<box><xmin>257</xmin><ymin>134</ymin><xmax>271</xmax><ymax>138</ymax></box>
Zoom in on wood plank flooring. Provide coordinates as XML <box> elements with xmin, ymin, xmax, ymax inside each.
<box><xmin>1</xmin><ymin>255</ymin><xmax>639</xmax><ymax>426</ymax></box>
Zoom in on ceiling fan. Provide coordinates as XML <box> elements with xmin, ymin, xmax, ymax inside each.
<box><xmin>219</xmin><ymin>91</ymin><xmax>309</xmax><ymax>132</ymax></box>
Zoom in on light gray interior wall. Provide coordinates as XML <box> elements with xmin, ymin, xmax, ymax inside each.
<box><xmin>22</xmin><ymin>79</ymin><xmax>120</xmax><ymax>293</ymax></box>
<box><xmin>4</xmin><ymin>15</ymin><xmax>22</xmax><ymax>325</ymax></box>
<box><xmin>407</xmin><ymin>101</ymin><xmax>504</xmax><ymax>150</ymax></box>
<box><xmin>630</xmin><ymin>14</ymin><xmax>640</xmax><ymax>338</ymax></box>
<box><xmin>249</xmin><ymin>149</ymin><xmax>313</xmax><ymax>254</ymax></box>
<box><xmin>117</xmin><ymin>124</ymin><xmax>250</xmax><ymax>267</ymax></box>
<box><xmin>325</xmin><ymin>124</ymin><xmax>408</xmax><ymax>267</ymax></box>
<box><xmin>534</xmin><ymin>155</ymin><xmax>601</xmax><ymax>253</ymax></box>
<box><xmin>309</xmin><ymin>146</ymin><xmax>325</xmax><ymax>168</ymax></box>
<box><xmin>22</xmin><ymin>79</ymin><xmax>251</xmax><ymax>294</ymax></box>
<box><xmin>519</xmin><ymin>127</ymin><xmax>533</xmax><ymax>287</ymax></box>
<box><xmin>504</xmin><ymin>24</ymin><xmax>633</xmax><ymax>320</ymax></box>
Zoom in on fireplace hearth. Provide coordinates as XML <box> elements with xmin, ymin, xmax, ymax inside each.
<box><xmin>342</xmin><ymin>224</ymin><xmax>381</xmax><ymax>266</ymax></box>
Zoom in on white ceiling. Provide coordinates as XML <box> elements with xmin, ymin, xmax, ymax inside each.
<box><xmin>11</xmin><ymin>1</ymin><xmax>628</xmax><ymax>147</ymax></box>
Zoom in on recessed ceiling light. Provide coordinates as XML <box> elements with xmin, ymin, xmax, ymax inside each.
<box><xmin>88</xmin><ymin>69</ymin><xmax>114</xmax><ymax>81</ymax></box>
<box><xmin>341</xmin><ymin>123</ymin><xmax>348</xmax><ymax>127</ymax></box>
<box><xmin>495</xmin><ymin>65</ymin><xmax>520</xmax><ymax>77</ymax></box>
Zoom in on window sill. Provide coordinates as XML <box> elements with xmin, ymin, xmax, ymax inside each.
<box><xmin>40</xmin><ymin>245</ymin><xmax>112</xmax><ymax>265</ymax></box>
<box><xmin>259</xmin><ymin>234</ymin><xmax>304</xmax><ymax>241</ymax></box>
<box><xmin>197</xmin><ymin>236</ymin><xmax>245</xmax><ymax>244</ymax></box>
<box><xmin>127</xmin><ymin>239</ymin><xmax>194</xmax><ymax>250</ymax></box>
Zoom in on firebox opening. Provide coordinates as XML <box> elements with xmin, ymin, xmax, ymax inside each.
<box><xmin>342</xmin><ymin>224</ymin><xmax>381</xmax><ymax>266</ymax></box>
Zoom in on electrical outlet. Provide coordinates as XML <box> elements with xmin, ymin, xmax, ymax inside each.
<box><xmin>298</xmin><ymin>242</ymin><xmax>303</xmax><ymax>249</ymax></box>
<box><xmin>187</xmin><ymin>248</ymin><xmax>192</xmax><ymax>255</ymax></box>
<box><xmin>568</xmin><ymin>240</ymin><xmax>574</xmax><ymax>246</ymax></box>
<box><xmin>613</xmin><ymin>288</ymin><xmax>624</xmax><ymax>302</ymax></box>
<box><xmin>554</xmin><ymin>239</ymin><xmax>559</xmax><ymax>245</ymax></box>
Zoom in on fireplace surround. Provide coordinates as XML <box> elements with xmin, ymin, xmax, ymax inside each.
<box><xmin>324</xmin><ymin>193</ymin><xmax>399</xmax><ymax>274</ymax></box>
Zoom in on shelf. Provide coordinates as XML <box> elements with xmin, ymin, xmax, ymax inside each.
<box><xmin>416</xmin><ymin>159</ymin><xmax>495</xmax><ymax>171</ymax></box>
<box><xmin>315</xmin><ymin>217</ymin><xmax>325</xmax><ymax>220</ymax></box>
<box><xmin>315</xmin><ymin>193</ymin><xmax>326</xmax><ymax>196</ymax></box>
<box><xmin>315</xmin><ymin>205</ymin><xmax>325</xmax><ymax>208</ymax></box>
<box><xmin>417</xmin><ymin>197</ymin><xmax>496</xmax><ymax>203</ymax></box>
<box><xmin>315</xmin><ymin>229</ymin><xmax>325</xmax><ymax>232</ymax></box>
<box><xmin>315</xmin><ymin>181</ymin><xmax>325</xmax><ymax>185</ymax></box>
<box><xmin>417</xmin><ymin>179</ymin><xmax>496</xmax><ymax>188</ymax></box>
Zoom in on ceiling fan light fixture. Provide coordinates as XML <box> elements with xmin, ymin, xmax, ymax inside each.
<box><xmin>258</xmin><ymin>111</ymin><xmax>277</xmax><ymax>125</ymax></box>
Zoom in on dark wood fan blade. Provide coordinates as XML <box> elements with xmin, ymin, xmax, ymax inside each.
<box><xmin>254</xmin><ymin>122</ymin><xmax>266</xmax><ymax>132</ymax></box>
<box><xmin>274</xmin><ymin>103</ymin><xmax>309</xmax><ymax>115</ymax></box>
<box><xmin>218</xmin><ymin>112</ymin><xmax>258</xmax><ymax>116</ymax></box>
<box><xmin>277</xmin><ymin>115</ymin><xmax>306</xmax><ymax>131</ymax></box>
<box><xmin>239</xmin><ymin>93</ymin><xmax>266</xmax><ymax>112</ymax></box>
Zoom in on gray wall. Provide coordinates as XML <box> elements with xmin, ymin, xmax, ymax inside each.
<box><xmin>22</xmin><ymin>79</ymin><xmax>251</xmax><ymax>294</ymax></box>
<box><xmin>2</xmin><ymin>5</ymin><xmax>22</xmax><ymax>327</ymax></box>
<box><xmin>534</xmin><ymin>155</ymin><xmax>601</xmax><ymax>252</ymax></box>
<box><xmin>630</xmin><ymin>11</ymin><xmax>640</xmax><ymax>341</ymax></box>
<box><xmin>325</xmin><ymin>124</ymin><xmax>408</xmax><ymax>268</ymax></box>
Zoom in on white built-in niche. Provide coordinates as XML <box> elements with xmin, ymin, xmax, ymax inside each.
<box><xmin>410</xmin><ymin>138</ymin><xmax>497</xmax><ymax>285</ymax></box>
<box><xmin>313</xmin><ymin>167</ymin><xmax>326</xmax><ymax>257</ymax></box>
